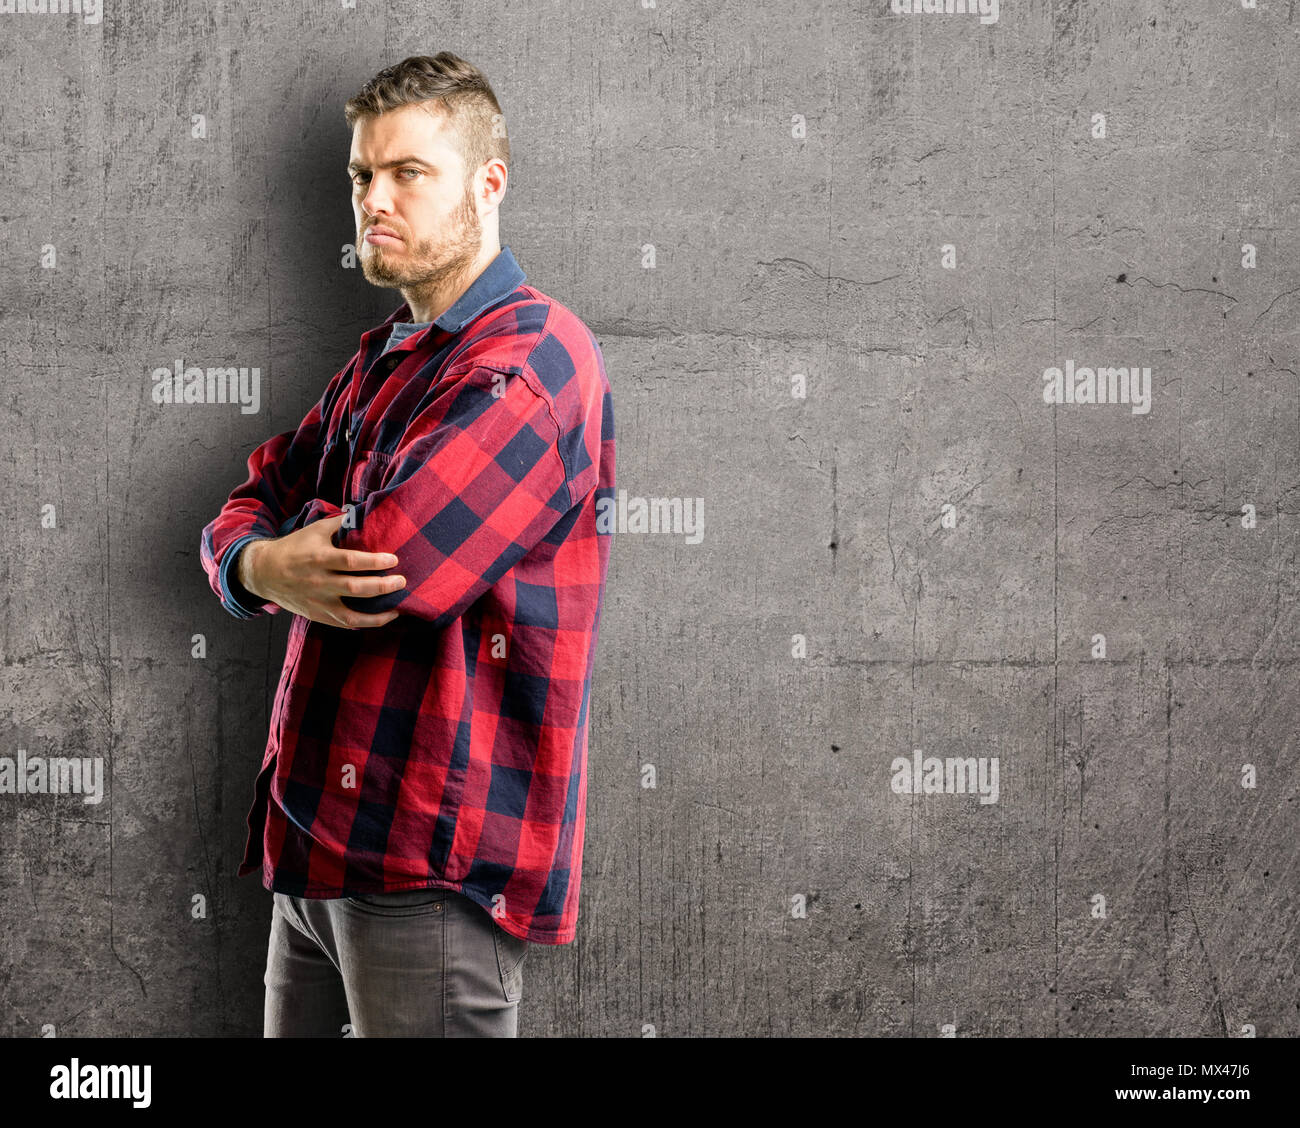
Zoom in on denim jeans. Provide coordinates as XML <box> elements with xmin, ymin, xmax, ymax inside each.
<box><xmin>262</xmin><ymin>886</ymin><xmax>530</xmax><ymax>1037</ymax></box>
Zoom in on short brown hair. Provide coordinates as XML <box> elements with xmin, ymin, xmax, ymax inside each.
<box><xmin>344</xmin><ymin>53</ymin><xmax>510</xmax><ymax>189</ymax></box>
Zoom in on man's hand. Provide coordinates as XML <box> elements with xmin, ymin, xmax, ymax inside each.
<box><xmin>237</xmin><ymin>514</ymin><xmax>405</xmax><ymax>629</ymax></box>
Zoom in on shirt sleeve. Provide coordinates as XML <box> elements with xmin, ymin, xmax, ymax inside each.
<box><xmin>199</xmin><ymin>363</ymin><xmax>351</xmax><ymax>619</ymax></box>
<box><xmin>298</xmin><ymin>364</ymin><xmax>575</xmax><ymax>631</ymax></box>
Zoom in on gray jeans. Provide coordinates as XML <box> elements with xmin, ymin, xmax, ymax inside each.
<box><xmin>263</xmin><ymin>887</ymin><xmax>530</xmax><ymax>1037</ymax></box>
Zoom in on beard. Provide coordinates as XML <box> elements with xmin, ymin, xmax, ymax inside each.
<box><xmin>359</xmin><ymin>183</ymin><xmax>482</xmax><ymax>298</ymax></box>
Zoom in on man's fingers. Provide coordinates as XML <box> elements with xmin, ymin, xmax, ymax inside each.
<box><xmin>332</xmin><ymin>546</ymin><xmax>400</xmax><ymax>572</ymax></box>
<box><xmin>276</xmin><ymin>513</ymin><xmax>401</xmax><ymax>625</ymax></box>
<box><xmin>309</xmin><ymin>512</ymin><xmax>348</xmax><ymax>532</ymax></box>
<box><xmin>336</xmin><ymin>609</ymin><xmax>401</xmax><ymax>630</ymax></box>
<box><xmin>304</xmin><ymin>512</ymin><xmax>397</xmax><ymax>571</ymax></box>
<box><xmin>304</xmin><ymin>601</ymin><xmax>400</xmax><ymax>630</ymax></box>
<box><xmin>335</xmin><ymin>573</ymin><xmax>406</xmax><ymax>597</ymax></box>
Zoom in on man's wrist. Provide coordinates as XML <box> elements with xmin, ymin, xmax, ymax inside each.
<box><xmin>237</xmin><ymin>537</ymin><xmax>270</xmax><ymax>600</ymax></box>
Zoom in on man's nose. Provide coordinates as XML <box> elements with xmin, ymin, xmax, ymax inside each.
<box><xmin>362</xmin><ymin>174</ymin><xmax>393</xmax><ymax>216</ymax></box>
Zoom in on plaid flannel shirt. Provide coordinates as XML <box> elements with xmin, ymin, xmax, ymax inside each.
<box><xmin>199</xmin><ymin>246</ymin><xmax>615</xmax><ymax>944</ymax></box>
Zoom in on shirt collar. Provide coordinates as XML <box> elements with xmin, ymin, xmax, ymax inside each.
<box><xmin>378</xmin><ymin>244</ymin><xmax>526</xmax><ymax>337</ymax></box>
<box><xmin>437</xmin><ymin>244</ymin><xmax>526</xmax><ymax>331</ymax></box>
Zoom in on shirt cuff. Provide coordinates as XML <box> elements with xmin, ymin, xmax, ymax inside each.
<box><xmin>219</xmin><ymin>534</ymin><xmax>272</xmax><ymax>619</ymax></box>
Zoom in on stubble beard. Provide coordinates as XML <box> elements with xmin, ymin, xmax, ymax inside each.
<box><xmin>359</xmin><ymin>183</ymin><xmax>482</xmax><ymax>302</ymax></box>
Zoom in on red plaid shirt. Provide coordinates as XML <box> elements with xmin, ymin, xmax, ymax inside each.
<box><xmin>199</xmin><ymin>246</ymin><xmax>614</xmax><ymax>944</ymax></box>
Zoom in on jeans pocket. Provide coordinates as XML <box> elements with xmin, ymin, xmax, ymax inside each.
<box><xmin>491</xmin><ymin>923</ymin><xmax>530</xmax><ymax>1004</ymax></box>
<box><xmin>343</xmin><ymin>887</ymin><xmax>448</xmax><ymax>916</ymax></box>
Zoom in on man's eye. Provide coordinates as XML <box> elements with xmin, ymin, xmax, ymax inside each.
<box><xmin>398</xmin><ymin>168</ymin><xmax>421</xmax><ymax>180</ymax></box>
<box><xmin>351</xmin><ymin>172</ymin><xmax>370</xmax><ymax>185</ymax></box>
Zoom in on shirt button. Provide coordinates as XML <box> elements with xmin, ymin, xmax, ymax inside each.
<box><xmin>345</xmin><ymin>426</ymin><xmax>351</xmax><ymax>441</ymax></box>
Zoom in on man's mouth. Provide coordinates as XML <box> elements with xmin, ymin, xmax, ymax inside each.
<box><xmin>364</xmin><ymin>227</ymin><xmax>403</xmax><ymax>247</ymax></box>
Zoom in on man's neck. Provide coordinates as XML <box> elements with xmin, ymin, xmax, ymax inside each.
<box><xmin>400</xmin><ymin>240</ymin><xmax>501</xmax><ymax>324</ymax></box>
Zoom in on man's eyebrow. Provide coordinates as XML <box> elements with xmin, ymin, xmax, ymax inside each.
<box><xmin>347</xmin><ymin>156</ymin><xmax>438</xmax><ymax>172</ymax></box>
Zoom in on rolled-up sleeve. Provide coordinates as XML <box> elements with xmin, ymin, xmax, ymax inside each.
<box><xmin>199</xmin><ymin>365</ymin><xmax>348</xmax><ymax>618</ymax></box>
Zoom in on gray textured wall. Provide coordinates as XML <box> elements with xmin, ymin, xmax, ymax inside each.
<box><xmin>2</xmin><ymin>0</ymin><xmax>1297</xmax><ymax>1037</ymax></box>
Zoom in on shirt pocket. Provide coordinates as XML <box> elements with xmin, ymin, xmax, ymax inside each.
<box><xmin>348</xmin><ymin>449</ymin><xmax>392</xmax><ymax>505</ymax></box>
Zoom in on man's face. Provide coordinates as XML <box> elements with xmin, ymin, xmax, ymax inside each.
<box><xmin>348</xmin><ymin>102</ymin><xmax>482</xmax><ymax>295</ymax></box>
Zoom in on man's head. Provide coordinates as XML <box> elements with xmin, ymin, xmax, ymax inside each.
<box><xmin>344</xmin><ymin>54</ymin><xmax>509</xmax><ymax>305</ymax></box>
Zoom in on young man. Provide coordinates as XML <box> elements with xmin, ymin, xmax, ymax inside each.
<box><xmin>199</xmin><ymin>53</ymin><xmax>615</xmax><ymax>1037</ymax></box>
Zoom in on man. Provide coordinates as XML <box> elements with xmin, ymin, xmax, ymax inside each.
<box><xmin>199</xmin><ymin>53</ymin><xmax>615</xmax><ymax>1038</ymax></box>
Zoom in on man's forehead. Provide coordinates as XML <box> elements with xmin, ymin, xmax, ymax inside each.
<box><xmin>349</xmin><ymin>103</ymin><xmax>459</xmax><ymax>161</ymax></box>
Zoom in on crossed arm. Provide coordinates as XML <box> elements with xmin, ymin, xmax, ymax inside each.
<box><xmin>202</xmin><ymin>365</ymin><xmax>574</xmax><ymax>631</ymax></box>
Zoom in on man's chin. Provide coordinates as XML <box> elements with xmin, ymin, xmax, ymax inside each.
<box><xmin>361</xmin><ymin>242</ymin><xmax>400</xmax><ymax>266</ymax></box>
<box><xmin>360</xmin><ymin>259</ymin><xmax>403</xmax><ymax>287</ymax></box>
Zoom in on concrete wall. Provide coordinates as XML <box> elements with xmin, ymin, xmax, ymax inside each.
<box><xmin>1</xmin><ymin>0</ymin><xmax>1296</xmax><ymax>1036</ymax></box>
